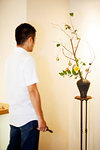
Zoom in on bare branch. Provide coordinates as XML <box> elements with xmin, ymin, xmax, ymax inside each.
<box><xmin>62</xmin><ymin>48</ymin><xmax>75</xmax><ymax>61</ymax></box>
<box><xmin>75</xmin><ymin>38</ymin><xmax>81</xmax><ymax>54</ymax></box>
<box><xmin>60</xmin><ymin>43</ymin><xmax>73</xmax><ymax>55</ymax></box>
<box><xmin>70</xmin><ymin>39</ymin><xmax>75</xmax><ymax>57</ymax></box>
<box><xmin>86</xmin><ymin>41</ymin><xmax>95</xmax><ymax>61</ymax></box>
<box><xmin>52</xmin><ymin>23</ymin><xmax>71</xmax><ymax>38</ymax></box>
<box><xmin>85</xmin><ymin>59</ymin><xmax>94</xmax><ymax>79</ymax></box>
<box><xmin>84</xmin><ymin>41</ymin><xmax>95</xmax><ymax>79</ymax></box>
<box><xmin>69</xmin><ymin>15</ymin><xmax>74</xmax><ymax>31</ymax></box>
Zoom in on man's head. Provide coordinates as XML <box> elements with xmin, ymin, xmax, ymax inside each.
<box><xmin>15</xmin><ymin>23</ymin><xmax>36</xmax><ymax>52</ymax></box>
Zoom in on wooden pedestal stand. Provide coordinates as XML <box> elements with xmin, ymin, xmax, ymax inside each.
<box><xmin>75</xmin><ymin>96</ymin><xmax>92</xmax><ymax>150</ymax></box>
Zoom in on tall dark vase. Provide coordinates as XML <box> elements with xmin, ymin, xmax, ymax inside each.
<box><xmin>77</xmin><ymin>79</ymin><xmax>90</xmax><ymax>98</ymax></box>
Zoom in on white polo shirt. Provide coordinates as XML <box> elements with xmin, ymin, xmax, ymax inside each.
<box><xmin>5</xmin><ymin>47</ymin><xmax>38</xmax><ymax>127</ymax></box>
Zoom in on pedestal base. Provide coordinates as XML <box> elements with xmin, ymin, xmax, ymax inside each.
<box><xmin>75</xmin><ymin>96</ymin><xmax>92</xmax><ymax>150</ymax></box>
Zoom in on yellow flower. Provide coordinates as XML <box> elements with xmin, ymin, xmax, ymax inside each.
<box><xmin>74</xmin><ymin>66</ymin><xmax>79</xmax><ymax>72</ymax></box>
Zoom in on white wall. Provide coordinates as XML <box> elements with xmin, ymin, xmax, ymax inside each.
<box><xmin>0</xmin><ymin>0</ymin><xmax>27</xmax><ymax>149</ymax></box>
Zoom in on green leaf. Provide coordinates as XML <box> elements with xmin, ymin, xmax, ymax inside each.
<box><xmin>72</xmin><ymin>29</ymin><xmax>77</xmax><ymax>34</ymax></box>
<box><xmin>68</xmin><ymin>70</ymin><xmax>71</xmax><ymax>74</ymax></box>
<box><xmin>79</xmin><ymin>71</ymin><xmax>83</xmax><ymax>78</ymax></box>
<box><xmin>63</xmin><ymin>70</ymin><xmax>67</xmax><ymax>75</ymax></box>
<box><xmin>67</xmin><ymin>26</ymin><xmax>71</xmax><ymax>29</ymax></box>
<box><xmin>56</xmin><ymin>44</ymin><xmax>60</xmax><ymax>47</ymax></box>
<box><xmin>70</xmin><ymin>75</ymin><xmax>73</xmax><ymax>77</ymax></box>
<box><xmin>69</xmin><ymin>12</ymin><xmax>74</xmax><ymax>16</ymax></box>
<box><xmin>59</xmin><ymin>72</ymin><xmax>64</xmax><ymax>76</ymax></box>
<box><xmin>75</xmin><ymin>76</ymin><xmax>78</xmax><ymax>79</ymax></box>
<box><xmin>68</xmin><ymin>61</ymin><xmax>72</xmax><ymax>66</ymax></box>
<box><xmin>76</xmin><ymin>58</ymin><xmax>79</xmax><ymax>63</ymax></box>
<box><xmin>74</xmin><ymin>29</ymin><xmax>77</xmax><ymax>32</ymax></box>
<box><xmin>83</xmin><ymin>63</ymin><xmax>86</xmax><ymax>66</ymax></box>
<box><xmin>72</xmin><ymin>69</ymin><xmax>78</xmax><ymax>75</ymax></box>
<box><xmin>65</xmin><ymin>24</ymin><xmax>71</xmax><ymax>29</ymax></box>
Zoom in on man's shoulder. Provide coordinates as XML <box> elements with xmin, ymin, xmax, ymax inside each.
<box><xmin>24</xmin><ymin>55</ymin><xmax>35</xmax><ymax>65</ymax></box>
<box><xmin>5</xmin><ymin>50</ymin><xmax>35</xmax><ymax>67</ymax></box>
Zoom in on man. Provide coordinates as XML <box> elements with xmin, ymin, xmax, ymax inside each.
<box><xmin>5</xmin><ymin>23</ymin><xmax>47</xmax><ymax>150</ymax></box>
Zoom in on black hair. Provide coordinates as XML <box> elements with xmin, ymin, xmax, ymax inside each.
<box><xmin>15</xmin><ymin>23</ymin><xmax>36</xmax><ymax>45</ymax></box>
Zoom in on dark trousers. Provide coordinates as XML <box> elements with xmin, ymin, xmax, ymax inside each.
<box><xmin>7</xmin><ymin>120</ymin><xmax>40</xmax><ymax>150</ymax></box>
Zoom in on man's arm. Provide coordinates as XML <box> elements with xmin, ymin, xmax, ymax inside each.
<box><xmin>27</xmin><ymin>83</ymin><xmax>47</xmax><ymax>132</ymax></box>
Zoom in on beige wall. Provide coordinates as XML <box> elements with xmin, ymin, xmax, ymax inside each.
<box><xmin>0</xmin><ymin>0</ymin><xmax>70</xmax><ymax>149</ymax></box>
<box><xmin>70</xmin><ymin>0</ymin><xmax>100</xmax><ymax>150</ymax></box>
<box><xmin>27</xmin><ymin>0</ymin><xmax>69</xmax><ymax>149</ymax></box>
<box><xmin>0</xmin><ymin>0</ymin><xmax>27</xmax><ymax>101</ymax></box>
<box><xmin>0</xmin><ymin>0</ymin><xmax>100</xmax><ymax>150</ymax></box>
<box><xmin>0</xmin><ymin>0</ymin><xmax>27</xmax><ymax>150</ymax></box>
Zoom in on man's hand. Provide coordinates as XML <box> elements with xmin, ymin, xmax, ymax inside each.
<box><xmin>37</xmin><ymin>119</ymin><xmax>47</xmax><ymax>132</ymax></box>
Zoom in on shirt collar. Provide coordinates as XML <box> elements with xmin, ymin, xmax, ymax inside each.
<box><xmin>14</xmin><ymin>46</ymin><xmax>29</xmax><ymax>54</ymax></box>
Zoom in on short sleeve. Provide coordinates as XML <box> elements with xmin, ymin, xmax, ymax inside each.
<box><xmin>23</xmin><ymin>56</ymin><xmax>39</xmax><ymax>86</ymax></box>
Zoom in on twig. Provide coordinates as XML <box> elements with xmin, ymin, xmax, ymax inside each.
<box><xmin>86</xmin><ymin>41</ymin><xmax>95</xmax><ymax>61</ymax></box>
<box><xmin>85</xmin><ymin>60</ymin><xmax>94</xmax><ymax>79</ymax></box>
<box><xmin>52</xmin><ymin>23</ymin><xmax>71</xmax><ymax>38</ymax></box>
<box><xmin>69</xmin><ymin>15</ymin><xmax>74</xmax><ymax>31</ymax></box>
<box><xmin>60</xmin><ymin>43</ymin><xmax>73</xmax><ymax>55</ymax></box>
<box><xmin>84</xmin><ymin>41</ymin><xmax>95</xmax><ymax>79</ymax></box>
<box><xmin>75</xmin><ymin>38</ymin><xmax>81</xmax><ymax>54</ymax></box>
<box><xmin>62</xmin><ymin>48</ymin><xmax>75</xmax><ymax>61</ymax></box>
<box><xmin>70</xmin><ymin>39</ymin><xmax>75</xmax><ymax>57</ymax></box>
<box><xmin>70</xmin><ymin>38</ymin><xmax>82</xmax><ymax>79</ymax></box>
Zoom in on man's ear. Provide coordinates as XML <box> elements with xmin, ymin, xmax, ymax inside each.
<box><xmin>27</xmin><ymin>37</ymin><xmax>32</xmax><ymax>42</ymax></box>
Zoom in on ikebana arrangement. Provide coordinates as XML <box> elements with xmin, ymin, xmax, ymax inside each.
<box><xmin>56</xmin><ymin>12</ymin><xmax>95</xmax><ymax>98</ymax></box>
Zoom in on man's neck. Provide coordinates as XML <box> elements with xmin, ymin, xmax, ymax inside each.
<box><xmin>17</xmin><ymin>45</ymin><xmax>28</xmax><ymax>52</ymax></box>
